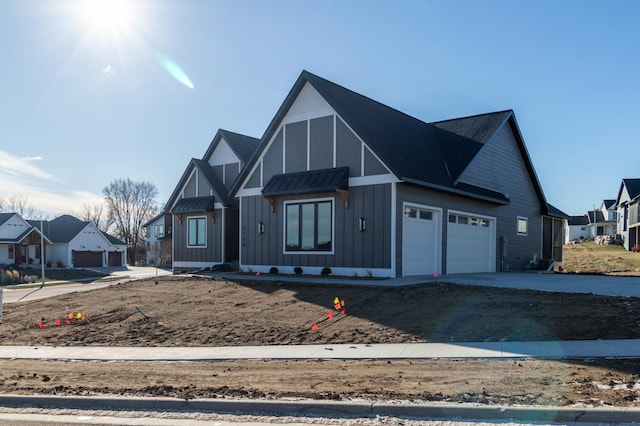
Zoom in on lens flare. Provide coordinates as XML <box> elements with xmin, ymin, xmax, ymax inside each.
<box><xmin>158</xmin><ymin>53</ymin><xmax>194</xmax><ymax>89</ymax></box>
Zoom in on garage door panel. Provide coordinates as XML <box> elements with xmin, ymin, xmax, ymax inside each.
<box><xmin>447</xmin><ymin>214</ymin><xmax>494</xmax><ymax>274</ymax></box>
<box><xmin>73</xmin><ymin>250</ymin><xmax>103</xmax><ymax>267</ymax></box>
<box><xmin>402</xmin><ymin>208</ymin><xmax>439</xmax><ymax>276</ymax></box>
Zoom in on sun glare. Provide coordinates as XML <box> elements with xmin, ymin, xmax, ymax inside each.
<box><xmin>77</xmin><ymin>0</ymin><xmax>135</xmax><ymax>39</ymax></box>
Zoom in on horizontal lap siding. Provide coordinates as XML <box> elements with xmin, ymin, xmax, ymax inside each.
<box><xmin>396</xmin><ymin>122</ymin><xmax>543</xmax><ymax>274</ymax></box>
<box><xmin>241</xmin><ymin>184</ymin><xmax>392</xmax><ymax>269</ymax></box>
<box><xmin>457</xmin><ymin>123</ymin><xmax>542</xmax><ymax>271</ymax></box>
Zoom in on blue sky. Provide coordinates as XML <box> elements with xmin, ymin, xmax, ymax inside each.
<box><xmin>1</xmin><ymin>0</ymin><xmax>638</xmax><ymax>217</ymax></box>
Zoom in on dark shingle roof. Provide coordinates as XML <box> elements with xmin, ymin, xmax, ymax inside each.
<box><xmin>623</xmin><ymin>179</ymin><xmax>640</xmax><ymax>201</ymax></box>
<box><xmin>250</xmin><ymin>71</ymin><xmax>545</xmax><ymax>206</ymax></box>
<box><xmin>431</xmin><ymin>111</ymin><xmax>512</xmax><ymax>145</ymax></box>
<box><xmin>546</xmin><ymin>204</ymin><xmax>569</xmax><ymax>219</ymax></box>
<box><xmin>0</xmin><ymin>213</ymin><xmax>15</xmax><ymax>227</ymax></box>
<box><xmin>47</xmin><ymin>215</ymin><xmax>88</xmax><ymax>243</ymax></box>
<box><xmin>102</xmin><ymin>232</ymin><xmax>126</xmax><ymax>246</ymax></box>
<box><xmin>218</xmin><ymin>130</ymin><xmax>260</xmax><ymax>164</ymax></box>
<box><xmin>587</xmin><ymin>210</ymin><xmax>606</xmax><ymax>223</ymax></box>
<box><xmin>262</xmin><ymin>167</ymin><xmax>349</xmax><ymax>197</ymax></box>
<box><xmin>603</xmin><ymin>199</ymin><xmax>616</xmax><ymax>209</ymax></box>
<box><xmin>568</xmin><ymin>215</ymin><xmax>589</xmax><ymax>226</ymax></box>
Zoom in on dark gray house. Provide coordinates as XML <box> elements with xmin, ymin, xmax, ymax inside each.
<box><xmin>235</xmin><ymin>71</ymin><xmax>564</xmax><ymax>277</ymax></box>
<box><xmin>166</xmin><ymin>129</ymin><xmax>259</xmax><ymax>271</ymax></box>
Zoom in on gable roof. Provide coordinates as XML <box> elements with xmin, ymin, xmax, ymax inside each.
<box><xmin>247</xmin><ymin>70</ymin><xmax>546</xmax><ymax>209</ymax></box>
<box><xmin>603</xmin><ymin>199</ymin><xmax>616</xmax><ymax>209</ymax></box>
<box><xmin>203</xmin><ymin>129</ymin><xmax>260</xmax><ymax>165</ymax></box>
<box><xmin>166</xmin><ymin>129</ymin><xmax>259</xmax><ymax>213</ymax></box>
<box><xmin>47</xmin><ymin>215</ymin><xmax>90</xmax><ymax>243</ymax></box>
<box><xmin>617</xmin><ymin>179</ymin><xmax>640</xmax><ymax>205</ymax></box>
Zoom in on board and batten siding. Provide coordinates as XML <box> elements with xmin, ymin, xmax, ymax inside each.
<box><xmin>241</xmin><ymin>184</ymin><xmax>392</xmax><ymax>273</ymax></box>
<box><xmin>172</xmin><ymin>211</ymin><xmax>223</xmax><ymax>266</ymax></box>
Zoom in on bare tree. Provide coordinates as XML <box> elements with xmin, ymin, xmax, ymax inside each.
<box><xmin>5</xmin><ymin>195</ymin><xmax>38</xmax><ymax>218</ymax></box>
<box><xmin>103</xmin><ymin>178</ymin><xmax>158</xmax><ymax>265</ymax></box>
<box><xmin>80</xmin><ymin>202</ymin><xmax>113</xmax><ymax>233</ymax></box>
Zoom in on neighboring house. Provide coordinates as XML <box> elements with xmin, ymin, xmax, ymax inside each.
<box><xmin>0</xmin><ymin>213</ymin><xmax>127</xmax><ymax>268</ymax></box>
<box><xmin>564</xmin><ymin>200</ymin><xmax>617</xmax><ymax>244</ymax></box>
<box><xmin>586</xmin><ymin>209</ymin><xmax>607</xmax><ymax>237</ymax></box>
<box><xmin>616</xmin><ymin>178</ymin><xmax>640</xmax><ymax>251</ymax></box>
<box><xmin>0</xmin><ymin>213</ymin><xmax>51</xmax><ymax>265</ymax></box>
<box><xmin>602</xmin><ymin>199</ymin><xmax>618</xmax><ymax>222</ymax></box>
<box><xmin>143</xmin><ymin>212</ymin><xmax>173</xmax><ymax>267</ymax></box>
<box><xmin>165</xmin><ymin>129</ymin><xmax>260</xmax><ymax>272</ymax></box>
<box><xmin>564</xmin><ymin>215</ymin><xmax>590</xmax><ymax>243</ymax></box>
<box><xmin>233</xmin><ymin>71</ymin><xmax>565</xmax><ymax>277</ymax></box>
<box><xmin>40</xmin><ymin>215</ymin><xmax>128</xmax><ymax>268</ymax></box>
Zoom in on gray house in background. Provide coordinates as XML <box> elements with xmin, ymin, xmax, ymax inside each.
<box><xmin>165</xmin><ymin>129</ymin><xmax>259</xmax><ymax>271</ymax></box>
<box><xmin>235</xmin><ymin>71</ymin><xmax>565</xmax><ymax>277</ymax></box>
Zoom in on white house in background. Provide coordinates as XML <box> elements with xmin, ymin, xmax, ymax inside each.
<box><xmin>564</xmin><ymin>215</ymin><xmax>590</xmax><ymax>244</ymax></box>
<box><xmin>44</xmin><ymin>215</ymin><xmax>128</xmax><ymax>268</ymax></box>
<box><xmin>0</xmin><ymin>213</ymin><xmax>127</xmax><ymax>268</ymax></box>
<box><xmin>0</xmin><ymin>213</ymin><xmax>51</xmax><ymax>264</ymax></box>
<box><xmin>565</xmin><ymin>200</ymin><xmax>617</xmax><ymax>244</ymax></box>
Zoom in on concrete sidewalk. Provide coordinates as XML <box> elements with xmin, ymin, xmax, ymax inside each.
<box><xmin>2</xmin><ymin>339</ymin><xmax>640</xmax><ymax>361</ymax></box>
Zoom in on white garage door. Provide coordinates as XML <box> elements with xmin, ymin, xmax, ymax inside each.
<box><xmin>447</xmin><ymin>213</ymin><xmax>495</xmax><ymax>274</ymax></box>
<box><xmin>403</xmin><ymin>206</ymin><xmax>439</xmax><ymax>276</ymax></box>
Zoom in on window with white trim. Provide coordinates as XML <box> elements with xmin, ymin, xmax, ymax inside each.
<box><xmin>517</xmin><ymin>216</ymin><xmax>528</xmax><ymax>236</ymax></box>
<box><xmin>285</xmin><ymin>200</ymin><xmax>333</xmax><ymax>252</ymax></box>
<box><xmin>187</xmin><ymin>217</ymin><xmax>206</xmax><ymax>247</ymax></box>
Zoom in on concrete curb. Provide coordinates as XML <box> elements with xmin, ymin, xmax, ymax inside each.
<box><xmin>1</xmin><ymin>394</ymin><xmax>640</xmax><ymax>423</ymax></box>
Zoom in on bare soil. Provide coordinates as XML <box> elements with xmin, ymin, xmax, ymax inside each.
<box><xmin>1</xmin><ymin>275</ymin><xmax>640</xmax><ymax>407</ymax></box>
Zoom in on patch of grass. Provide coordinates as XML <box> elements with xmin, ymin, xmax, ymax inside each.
<box><xmin>563</xmin><ymin>241</ymin><xmax>640</xmax><ymax>274</ymax></box>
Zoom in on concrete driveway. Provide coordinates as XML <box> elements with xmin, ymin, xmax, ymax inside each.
<box><xmin>212</xmin><ymin>270</ymin><xmax>640</xmax><ymax>298</ymax></box>
<box><xmin>1</xmin><ymin>266</ymin><xmax>172</xmax><ymax>304</ymax></box>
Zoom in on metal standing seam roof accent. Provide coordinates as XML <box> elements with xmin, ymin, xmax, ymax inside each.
<box><xmin>170</xmin><ymin>196</ymin><xmax>216</xmax><ymax>214</ymax></box>
<box><xmin>262</xmin><ymin>167</ymin><xmax>349</xmax><ymax>196</ymax></box>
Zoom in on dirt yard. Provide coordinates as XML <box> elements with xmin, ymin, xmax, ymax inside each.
<box><xmin>1</xmin><ymin>275</ymin><xmax>640</xmax><ymax>407</ymax></box>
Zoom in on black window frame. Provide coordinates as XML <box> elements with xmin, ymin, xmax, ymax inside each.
<box><xmin>285</xmin><ymin>199</ymin><xmax>333</xmax><ymax>253</ymax></box>
<box><xmin>187</xmin><ymin>216</ymin><xmax>207</xmax><ymax>247</ymax></box>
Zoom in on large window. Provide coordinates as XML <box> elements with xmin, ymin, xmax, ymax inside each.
<box><xmin>187</xmin><ymin>217</ymin><xmax>206</xmax><ymax>247</ymax></box>
<box><xmin>285</xmin><ymin>200</ymin><xmax>333</xmax><ymax>252</ymax></box>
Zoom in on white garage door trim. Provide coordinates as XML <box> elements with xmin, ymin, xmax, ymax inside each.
<box><xmin>402</xmin><ymin>203</ymin><xmax>442</xmax><ymax>277</ymax></box>
<box><xmin>446</xmin><ymin>210</ymin><xmax>496</xmax><ymax>274</ymax></box>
